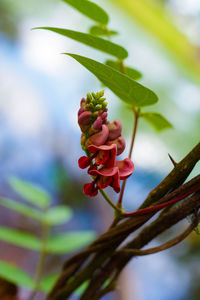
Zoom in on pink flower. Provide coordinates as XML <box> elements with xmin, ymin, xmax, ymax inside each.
<box><xmin>83</xmin><ymin>158</ymin><xmax>134</xmax><ymax>197</ymax></box>
<box><xmin>107</xmin><ymin>120</ymin><xmax>122</xmax><ymax>140</ymax></box>
<box><xmin>78</xmin><ymin>92</ymin><xmax>135</xmax><ymax>197</ymax></box>
<box><xmin>87</xmin><ymin>124</ymin><xmax>109</xmax><ymax>147</ymax></box>
<box><xmin>106</xmin><ymin>136</ymin><xmax>126</xmax><ymax>155</ymax></box>
<box><xmin>88</xmin><ymin>144</ymin><xmax>117</xmax><ymax>168</ymax></box>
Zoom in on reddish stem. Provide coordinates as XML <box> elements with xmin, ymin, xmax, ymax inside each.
<box><xmin>122</xmin><ymin>184</ymin><xmax>200</xmax><ymax>218</ymax></box>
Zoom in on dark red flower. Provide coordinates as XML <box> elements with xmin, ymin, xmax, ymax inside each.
<box><xmin>88</xmin><ymin>144</ymin><xmax>117</xmax><ymax>168</ymax></box>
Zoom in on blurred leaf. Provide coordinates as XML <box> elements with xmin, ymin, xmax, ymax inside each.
<box><xmin>39</xmin><ymin>273</ymin><xmax>59</xmax><ymax>293</ymax></box>
<box><xmin>35</xmin><ymin>27</ymin><xmax>128</xmax><ymax>60</ymax></box>
<box><xmin>44</xmin><ymin>205</ymin><xmax>73</xmax><ymax>225</ymax></box>
<box><xmin>8</xmin><ymin>177</ymin><xmax>50</xmax><ymax>209</ymax></box>
<box><xmin>74</xmin><ymin>280</ymin><xmax>89</xmax><ymax>295</ymax></box>
<box><xmin>89</xmin><ymin>25</ymin><xmax>118</xmax><ymax>37</ymax></box>
<box><xmin>110</xmin><ymin>0</ymin><xmax>200</xmax><ymax>82</ymax></box>
<box><xmin>106</xmin><ymin>59</ymin><xmax>142</xmax><ymax>80</ymax></box>
<box><xmin>62</xmin><ymin>0</ymin><xmax>109</xmax><ymax>25</ymax></box>
<box><xmin>39</xmin><ymin>274</ymin><xmax>89</xmax><ymax>295</ymax></box>
<box><xmin>0</xmin><ymin>227</ymin><xmax>41</xmax><ymax>251</ymax></box>
<box><xmin>141</xmin><ymin>112</ymin><xmax>173</xmax><ymax>131</ymax></box>
<box><xmin>0</xmin><ymin>261</ymin><xmax>34</xmax><ymax>289</ymax></box>
<box><xmin>65</xmin><ymin>53</ymin><xmax>158</xmax><ymax>106</ymax></box>
<box><xmin>0</xmin><ymin>197</ymin><xmax>43</xmax><ymax>222</ymax></box>
<box><xmin>46</xmin><ymin>231</ymin><xmax>95</xmax><ymax>254</ymax></box>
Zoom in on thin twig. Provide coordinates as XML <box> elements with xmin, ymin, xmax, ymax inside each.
<box><xmin>120</xmin><ymin>217</ymin><xmax>199</xmax><ymax>256</ymax></box>
<box><xmin>117</xmin><ymin>108</ymin><xmax>139</xmax><ymax>207</ymax></box>
<box><xmin>99</xmin><ymin>189</ymin><xmax>122</xmax><ymax>212</ymax></box>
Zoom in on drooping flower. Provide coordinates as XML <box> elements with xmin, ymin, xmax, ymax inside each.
<box><xmin>86</xmin><ymin>158</ymin><xmax>134</xmax><ymax>196</ymax></box>
<box><xmin>78</xmin><ymin>91</ymin><xmax>134</xmax><ymax>197</ymax></box>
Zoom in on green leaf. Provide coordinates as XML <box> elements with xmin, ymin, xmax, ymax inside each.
<box><xmin>65</xmin><ymin>54</ymin><xmax>158</xmax><ymax>107</ymax></box>
<box><xmin>62</xmin><ymin>0</ymin><xmax>109</xmax><ymax>25</ymax></box>
<box><xmin>75</xmin><ymin>280</ymin><xmax>89</xmax><ymax>295</ymax></box>
<box><xmin>44</xmin><ymin>205</ymin><xmax>73</xmax><ymax>225</ymax></box>
<box><xmin>8</xmin><ymin>177</ymin><xmax>50</xmax><ymax>209</ymax></box>
<box><xmin>46</xmin><ymin>231</ymin><xmax>95</xmax><ymax>254</ymax></box>
<box><xmin>141</xmin><ymin>112</ymin><xmax>173</xmax><ymax>131</ymax></box>
<box><xmin>106</xmin><ymin>59</ymin><xmax>142</xmax><ymax>80</ymax></box>
<box><xmin>34</xmin><ymin>27</ymin><xmax>128</xmax><ymax>60</ymax></box>
<box><xmin>0</xmin><ymin>227</ymin><xmax>41</xmax><ymax>251</ymax></box>
<box><xmin>39</xmin><ymin>273</ymin><xmax>59</xmax><ymax>293</ymax></box>
<box><xmin>89</xmin><ymin>26</ymin><xmax>118</xmax><ymax>37</ymax></box>
<box><xmin>0</xmin><ymin>261</ymin><xmax>34</xmax><ymax>289</ymax></box>
<box><xmin>0</xmin><ymin>197</ymin><xmax>43</xmax><ymax>222</ymax></box>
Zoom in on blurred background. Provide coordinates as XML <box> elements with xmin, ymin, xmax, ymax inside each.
<box><xmin>0</xmin><ymin>0</ymin><xmax>200</xmax><ymax>299</ymax></box>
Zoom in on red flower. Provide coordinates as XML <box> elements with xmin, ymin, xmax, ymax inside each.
<box><xmin>83</xmin><ymin>158</ymin><xmax>134</xmax><ymax>197</ymax></box>
<box><xmin>88</xmin><ymin>144</ymin><xmax>117</xmax><ymax>168</ymax></box>
<box><xmin>78</xmin><ymin>93</ymin><xmax>135</xmax><ymax>198</ymax></box>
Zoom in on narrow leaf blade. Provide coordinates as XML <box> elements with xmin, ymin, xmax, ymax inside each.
<box><xmin>0</xmin><ymin>261</ymin><xmax>34</xmax><ymax>289</ymax></box>
<box><xmin>65</xmin><ymin>54</ymin><xmax>158</xmax><ymax>107</ymax></box>
<box><xmin>0</xmin><ymin>197</ymin><xmax>43</xmax><ymax>222</ymax></box>
<box><xmin>0</xmin><ymin>227</ymin><xmax>41</xmax><ymax>251</ymax></box>
<box><xmin>44</xmin><ymin>205</ymin><xmax>73</xmax><ymax>225</ymax></box>
<box><xmin>141</xmin><ymin>112</ymin><xmax>173</xmax><ymax>131</ymax></box>
<box><xmin>34</xmin><ymin>27</ymin><xmax>128</xmax><ymax>60</ymax></box>
<box><xmin>62</xmin><ymin>0</ymin><xmax>109</xmax><ymax>24</ymax></box>
<box><xmin>47</xmin><ymin>231</ymin><xmax>95</xmax><ymax>254</ymax></box>
<box><xmin>8</xmin><ymin>177</ymin><xmax>50</xmax><ymax>209</ymax></box>
<box><xmin>106</xmin><ymin>59</ymin><xmax>142</xmax><ymax>80</ymax></box>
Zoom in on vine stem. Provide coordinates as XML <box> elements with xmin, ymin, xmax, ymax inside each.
<box><xmin>120</xmin><ymin>215</ymin><xmax>199</xmax><ymax>256</ymax></box>
<box><xmin>117</xmin><ymin>107</ymin><xmax>139</xmax><ymax>208</ymax></box>
<box><xmin>28</xmin><ymin>221</ymin><xmax>50</xmax><ymax>300</ymax></box>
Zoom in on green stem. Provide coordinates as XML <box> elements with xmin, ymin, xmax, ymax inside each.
<box><xmin>28</xmin><ymin>222</ymin><xmax>50</xmax><ymax>300</ymax></box>
<box><xmin>118</xmin><ymin>59</ymin><xmax>126</xmax><ymax>74</ymax></box>
<box><xmin>99</xmin><ymin>189</ymin><xmax>122</xmax><ymax>213</ymax></box>
<box><xmin>117</xmin><ymin>107</ymin><xmax>139</xmax><ymax>208</ymax></box>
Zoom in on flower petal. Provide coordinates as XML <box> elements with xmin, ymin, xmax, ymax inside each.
<box><xmin>88</xmin><ymin>124</ymin><xmax>109</xmax><ymax>146</ymax></box>
<box><xmin>93</xmin><ymin>116</ymin><xmax>102</xmax><ymax>130</ymax></box>
<box><xmin>97</xmin><ymin>176</ymin><xmax>113</xmax><ymax>189</ymax></box>
<box><xmin>78</xmin><ymin>156</ymin><xmax>93</xmax><ymax>169</ymax></box>
<box><xmin>89</xmin><ymin>166</ymin><xmax>118</xmax><ymax>177</ymax></box>
<box><xmin>83</xmin><ymin>182</ymin><xmax>98</xmax><ymax>197</ymax></box>
<box><xmin>108</xmin><ymin>120</ymin><xmax>122</xmax><ymax>140</ymax></box>
<box><xmin>88</xmin><ymin>144</ymin><xmax>117</xmax><ymax>167</ymax></box>
<box><xmin>78</xmin><ymin>111</ymin><xmax>92</xmax><ymax>126</ymax></box>
<box><xmin>106</xmin><ymin>137</ymin><xmax>126</xmax><ymax>155</ymax></box>
<box><xmin>110</xmin><ymin>171</ymin><xmax>120</xmax><ymax>193</ymax></box>
<box><xmin>116</xmin><ymin>158</ymin><xmax>134</xmax><ymax>180</ymax></box>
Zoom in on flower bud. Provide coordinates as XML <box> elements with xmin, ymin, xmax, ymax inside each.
<box><xmin>78</xmin><ymin>111</ymin><xmax>92</xmax><ymax>126</ymax></box>
<box><xmin>93</xmin><ymin>116</ymin><xmax>102</xmax><ymax>130</ymax></box>
<box><xmin>107</xmin><ymin>119</ymin><xmax>122</xmax><ymax>140</ymax></box>
<box><xmin>87</xmin><ymin>124</ymin><xmax>109</xmax><ymax>147</ymax></box>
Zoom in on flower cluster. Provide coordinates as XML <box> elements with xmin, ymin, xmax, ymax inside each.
<box><xmin>78</xmin><ymin>91</ymin><xmax>134</xmax><ymax>197</ymax></box>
